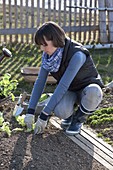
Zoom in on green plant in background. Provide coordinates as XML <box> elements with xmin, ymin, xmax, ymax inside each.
<box><xmin>39</xmin><ymin>93</ymin><xmax>48</xmax><ymax>102</ymax></box>
<box><xmin>86</xmin><ymin>107</ymin><xmax>113</xmax><ymax>146</ymax></box>
<box><xmin>0</xmin><ymin>112</ymin><xmax>11</xmax><ymax>137</ymax></box>
<box><xmin>104</xmin><ymin>138</ymin><xmax>113</xmax><ymax>145</ymax></box>
<box><xmin>97</xmin><ymin>132</ymin><xmax>103</xmax><ymax>138</ymax></box>
<box><xmin>86</xmin><ymin>107</ymin><xmax>113</xmax><ymax>127</ymax></box>
<box><xmin>0</xmin><ymin>121</ymin><xmax>11</xmax><ymax>137</ymax></box>
<box><xmin>0</xmin><ymin>73</ymin><xmax>18</xmax><ymax>101</ymax></box>
<box><xmin>0</xmin><ymin>112</ymin><xmax>4</xmax><ymax>126</ymax></box>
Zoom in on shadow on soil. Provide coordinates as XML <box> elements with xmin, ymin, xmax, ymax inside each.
<box><xmin>8</xmin><ymin>130</ymin><xmax>95</xmax><ymax>170</ymax></box>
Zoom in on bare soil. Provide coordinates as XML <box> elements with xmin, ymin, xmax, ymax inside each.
<box><xmin>0</xmin><ymin>89</ymin><xmax>113</xmax><ymax>170</ymax></box>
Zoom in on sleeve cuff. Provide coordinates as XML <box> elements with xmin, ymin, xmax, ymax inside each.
<box><xmin>27</xmin><ymin>108</ymin><xmax>35</xmax><ymax>115</ymax></box>
<box><xmin>39</xmin><ymin>112</ymin><xmax>49</xmax><ymax>121</ymax></box>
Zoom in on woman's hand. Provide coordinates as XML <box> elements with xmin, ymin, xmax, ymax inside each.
<box><xmin>24</xmin><ymin>114</ymin><xmax>35</xmax><ymax>129</ymax></box>
<box><xmin>34</xmin><ymin>116</ymin><xmax>48</xmax><ymax>134</ymax></box>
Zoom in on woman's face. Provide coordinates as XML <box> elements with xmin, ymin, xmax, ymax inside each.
<box><xmin>40</xmin><ymin>37</ymin><xmax>57</xmax><ymax>56</ymax></box>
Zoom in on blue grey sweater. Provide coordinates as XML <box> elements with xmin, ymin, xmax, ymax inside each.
<box><xmin>28</xmin><ymin>51</ymin><xmax>86</xmax><ymax>115</ymax></box>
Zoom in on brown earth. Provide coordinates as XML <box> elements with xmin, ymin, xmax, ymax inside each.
<box><xmin>0</xmin><ymin>89</ymin><xmax>113</xmax><ymax>170</ymax></box>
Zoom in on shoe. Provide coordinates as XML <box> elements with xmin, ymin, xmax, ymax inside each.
<box><xmin>65</xmin><ymin>107</ymin><xmax>87</xmax><ymax>135</ymax></box>
<box><xmin>61</xmin><ymin>115</ymin><xmax>72</xmax><ymax>129</ymax></box>
<box><xmin>66</xmin><ymin>121</ymin><xmax>83</xmax><ymax>135</ymax></box>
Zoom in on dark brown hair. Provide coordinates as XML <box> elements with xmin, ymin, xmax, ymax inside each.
<box><xmin>34</xmin><ymin>21</ymin><xmax>66</xmax><ymax>47</ymax></box>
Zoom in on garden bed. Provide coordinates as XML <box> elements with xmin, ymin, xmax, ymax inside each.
<box><xmin>0</xmin><ymin>89</ymin><xmax>113</xmax><ymax>170</ymax></box>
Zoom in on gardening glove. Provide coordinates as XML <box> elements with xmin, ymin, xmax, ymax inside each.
<box><xmin>34</xmin><ymin>116</ymin><xmax>48</xmax><ymax>135</ymax></box>
<box><xmin>24</xmin><ymin>114</ymin><xmax>35</xmax><ymax>129</ymax></box>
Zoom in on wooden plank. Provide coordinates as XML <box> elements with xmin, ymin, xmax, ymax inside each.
<box><xmin>48</xmin><ymin>0</ymin><xmax>51</xmax><ymax>21</ymax></box>
<box><xmin>25</xmin><ymin>0</ymin><xmax>29</xmax><ymax>43</ymax></box>
<box><xmin>0</xmin><ymin>28</ymin><xmax>37</xmax><ymax>35</ymax></box>
<box><xmin>88</xmin><ymin>0</ymin><xmax>93</xmax><ymax>42</ymax></box>
<box><xmin>21</xmin><ymin>66</ymin><xmax>57</xmax><ymax>84</ymax></box>
<box><xmin>93</xmin><ymin>0</ymin><xmax>98</xmax><ymax>43</ymax></box>
<box><xmin>63</xmin><ymin>0</ymin><xmax>66</xmax><ymax>27</ymax></box>
<box><xmin>50</xmin><ymin>118</ymin><xmax>62</xmax><ymax>130</ymax></box>
<box><xmin>77</xmin><ymin>131</ymin><xmax>113</xmax><ymax>164</ymax></box>
<box><xmin>51</xmin><ymin>116</ymin><xmax>113</xmax><ymax>152</ymax></box>
<box><xmin>73</xmin><ymin>0</ymin><xmax>77</xmax><ymax>40</ymax></box>
<box><xmin>83</xmin><ymin>0</ymin><xmax>87</xmax><ymax>42</ymax></box>
<box><xmin>9</xmin><ymin>0</ymin><xmax>12</xmax><ymax>42</ymax></box>
<box><xmin>68</xmin><ymin>135</ymin><xmax>113</xmax><ymax>170</ymax></box>
<box><xmin>68</xmin><ymin>0</ymin><xmax>72</xmax><ymax>38</ymax></box>
<box><xmin>42</xmin><ymin>0</ymin><xmax>45</xmax><ymax>23</ymax></box>
<box><xmin>53</xmin><ymin>0</ymin><xmax>56</xmax><ymax>22</ymax></box>
<box><xmin>50</xmin><ymin>116</ymin><xmax>113</xmax><ymax>170</ymax></box>
<box><xmin>58</xmin><ymin>0</ymin><xmax>61</xmax><ymax>26</ymax></box>
<box><xmin>3</xmin><ymin>0</ymin><xmax>6</xmax><ymax>42</ymax></box>
<box><xmin>63</xmin><ymin>25</ymin><xmax>99</xmax><ymax>32</ymax></box>
<box><xmin>82</xmin><ymin>126</ymin><xmax>113</xmax><ymax>152</ymax></box>
<box><xmin>78</xmin><ymin>0</ymin><xmax>82</xmax><ymax>41</ymax></box>
<box><xmin>37</xmin><ymin>0</ymin><xmax>40</xmax><ymax>27</ymax></box>
<box><xmin>55</xmin><ymin>116</ymin><xmax>113</xmax><ymax>152</ymax></box>
<box><xmin>31</xmin><ymin>0</ymin><xmax>34</xmax><ymax>43</ymax></box>
<box><xmin>14</xmin><ymin>0</ymin><xmax>18</xmax><ymax>42</ymax></box>
<box><xmin>20</xmin><ymin>0</ymin><xmax>24</xmax><ymax>43</ymax></box>
<box><xmin>106</xmin><ymin>0</ymin><xmax>113</xmax><ymax>42</ymax></box>
<box><xmin>0</xmin><ymin>25</ymin><xmax>99</xmax><ymax>35</ymax></box>
<box><xmin>98</xmin><ymin>1</ymin><xmax>108</xmax><ymax>43</ymax></box>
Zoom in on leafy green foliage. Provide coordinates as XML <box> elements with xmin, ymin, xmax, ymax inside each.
<box><xmin>0</xmin><ymin>112</ymin><xmax>11</xmax><ymax>136</ymax></box>
<box><xmin>0</xmin><ymin>112</ymin><xmax>4</xmax><ymax>126</ymax></box>
<box><xmin>97</xmin><ymin>133</ymin><xmax>103</xmax><ymax>138</ymax></box>
<box><xmin>0</xmin><ymin>122</ymin><xmax>11</xmax><ymax>137</ymax></box>
<box><xmin>0</xmin><ymin>112</ymin><xmax>35</xmax><ymax>136</ymax></box>
<box><xmin>87</xmin><ymin>107</ymin><xmax>113</xmax><ymax>127</ymax></box>
<box><xmin>39</xmin><ymin>93</ymin><xmax>48</xmax><ymax>102</ymax></box>
<box><xmin>12</xmin><ymin>127</ymin><xmax>24</xmax><ymax>133</ymax></box>
<box><xmin>16</xmin><ymin>115</ymin><xmax>26</xmax><ymax>127</ymax></box>
<box><xmin>15</xmin><ymin>115</ymin><xmax>35</xmax><ymax>132</ymax></box>
<box><xmin>0</xmin><ymin>73</ymin><xmax>18</xmax><ymax>100</ymax></box>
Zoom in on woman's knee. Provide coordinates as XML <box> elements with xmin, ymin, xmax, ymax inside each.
<box><xmin>54</xmin><ymin>106</ymin><xmax>73</xmax><ymax>119</ymax></box>
<box><xmin>81</xmin><ymin>84</ymin><xmax>103</xmax><ymax>111</ymax></box>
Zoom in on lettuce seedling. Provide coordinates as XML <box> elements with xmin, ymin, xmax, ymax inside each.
<box><xmin>16</xmin><ymin>115</ymin><xmax>26</xmax><ymax>127</ymax></box>
<box><xmin>0</xmin><ymin>73</ymin><xmax>18</xmax><ymax>101</ymax></box>
<box><xmin>0</xmin><ymin>112</ymin><xmax>4</xmax><ymax>126</ymax></box>
<box><xmin>0</xmin><ymin>122</ymin><xmax>11</xmax><ymax>137</ymax></box>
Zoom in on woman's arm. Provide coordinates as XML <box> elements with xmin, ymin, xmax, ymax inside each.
<box><xmin>43</xmin><ymin>51</ymin><xmax>86</xmax><ymax>115</ymax></box>
<box><xmin>28</xmin><ymin>66</ymin><xmax>49</xmax><ymax>110</ymax></box>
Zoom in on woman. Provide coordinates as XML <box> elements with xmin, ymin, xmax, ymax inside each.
<box><xmin>24</xmin><ymin>21</ymin><xmax>104</xmax><ymax>135</ymax></box>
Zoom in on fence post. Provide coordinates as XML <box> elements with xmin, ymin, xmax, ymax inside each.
<box><xmin>106</xmin><ymin>0</ymin><xmax>113</xmax><ymax>43</ymax></box>
<box><xmin>3</xmin><ymin>0</ymin><xmax>6</xmax><ymax>43</ymax></box>
<box><xmin>98</xmin><ymin>0</ymin><xmax>108</xmax><ymax>43</ymax></box>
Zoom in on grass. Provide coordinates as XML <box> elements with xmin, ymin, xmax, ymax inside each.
<box><xmin>0</xmin><ymin>43</ymin><xmax>56</xmax><ymax>95</ymax></box>
<box><xmin>0</xmin><ymin>43</ymin><xmax>113</xmax><ymax>95</ymax></box>
<box><xmin>90</xmin><ymin>48</ymin><xmax>113</xmax><ymax>84</ymax></box>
